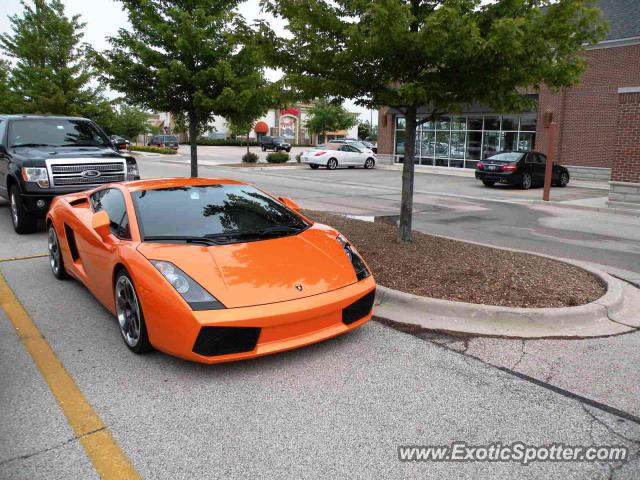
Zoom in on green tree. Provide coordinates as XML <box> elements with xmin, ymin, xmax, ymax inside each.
<box><xmin>262</xmin><ymin>0</ymin><xmax>606</xmax><ymax>241</ymax></box>
<box><xmin>358</xmin><ymin>120</ymin><xmax>377</xmax><ymax>141</ymax></box>
<box><xmin>0</xmin><ymin>60</ymin><xmax>22</xmax><ymax>113</ymax></box>
<box><xmin>0</xmin><ymin>0</ymin><xmax>97</xmax><ymax>115</ymax></box>
<box><xmin>110</xmin><ymin>105</ymin><xmax>150</xmax><ymax>141</ymax></box>
<box><xmin>305</xmin><ymin>99</ymin><xmax>356</xmax><ymax>144</ymax></box>
<box><xmin>97</xmin><ymin>0</ymin><xmax>264</xmax><ymax>177</ymax></box>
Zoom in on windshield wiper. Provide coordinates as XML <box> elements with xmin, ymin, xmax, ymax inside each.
<box><xmin>61</xmin><ymin>143</ymin><xmax>104</xmax><ymax>147</ymax></box>
<box><xmin>143</xmin><ymin>236</ymin><xmax>222</xmax><ymax>246</ymax></box>
<box><xmin>10</xmin><ymin>143</ymin><xmax>57</xmax><ymax>148</ymax></box>
<box><xmin>205</xmin><ymin>225</ymin><xmax>304</xmax><ymax>241</ymax></box>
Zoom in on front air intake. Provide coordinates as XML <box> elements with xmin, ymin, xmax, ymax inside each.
<box><xmin>192</xmin><ymin>326</ymin><xmax>261</xmax><ymax>357</ymax></box>
<box><xmin>342</xmin><ymin>289</ymin><xmax>376</xmax><ymax>325</ymax></box>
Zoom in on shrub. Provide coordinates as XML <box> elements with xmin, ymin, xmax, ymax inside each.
<box><xmin>242</xmin><ymin>152</ymin><xmax>259</xmax><ymax>163</ymax></box>
<box><xmin>266</xmin><ymin>152</ymin><xmax>290</xmax><ymax>164</ymax></box>
<box><xmin>295</xmin><ymin>153</ymin><xmax>301</xmax><ymax>163</ymax></box>
<box><xmin>129</xmin><ymin>145</ymin><xmax>177</xmax><ymax>154</ymax></box>
<box><xmin>190</xmin><ymin>137</ymin><xmax>260</xmax><ymax>146</ymax></box>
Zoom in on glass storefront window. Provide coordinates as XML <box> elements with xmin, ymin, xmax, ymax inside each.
<box><xmin>421</xmin><ymin>131</ymin><xmax>435</xmax><ymax>157</ymax></box>
<box><xmin>482</xmin><ymin>131</ymin><xmax>500</xmax><ymax>158</ymax></box>
<box><xmin>518</xmin><ymin>132</ymin><xmax>536</xmax><ymax>150</ymax></box>
<box><xmin>435</xmin><ymin>131</ymin><xmax>450</xmax><ymax>158</ymax></box>
<box><xmin>502</xmin><ymin>116</ymin><xmax>519</xmax><ymax>131</ymax></box>
<box><xmin>451</xmin><ymin>117</ymin><xmax>466</xmax><ymax>131</ymax></box>
<box><xmin>520</xmin><ymin>115</ymin><xmax>537</xmax><ymax>131</ymax></box>
<box><xmin>468</xmin><ymin>116</ymin><xmax>483</xmax><ymax>130</ymax></box>
<box><xmin>396</xmin><ymin>117</ymin><xmax>406</xmax><ymax>129</ymax></box>
<box><xmin>450</xmin><ymin>132</ymin><xmax>466</xmax><ymax>159</ymax></box>
<box><xmin>484</xmin><ymin>116</ymin><xmax>500</xmax><ymax>131</ymax></box>
<box><xmin>395</xmin><ymin>130</ymin><xmax>406</xmax><ymax>155</ymax></box>
<box><xmin>501</xmin><ymin>131</ymin><xmax>519</xmax><ymax>152</ymax></box>
<box><xmin>436</xmin><ymin>117</ymin><xmax>450</xmax><ymax>130</ymax></box>
<box><xmin>466</xmin><ymin>131</ymin><xmax>482</xmax><ymax>160</ymax></box>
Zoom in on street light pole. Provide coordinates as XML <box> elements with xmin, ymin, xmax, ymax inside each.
<box><xmin>543</xmin><ymin>121</ymin><xmax>557</xmax><ymax>202</ymax></box>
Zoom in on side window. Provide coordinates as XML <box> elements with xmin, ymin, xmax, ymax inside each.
<box><xmin>538</xmin><ymin>154</ymin><xmax>547</xmax><ymax>165</ymax></box>
<box><xmin>90</xmin><ymin>188</ymin><xmax>131</xmax><ymax>239</ymax></box>
<box><xmin>0</xmin><ymin>120</ymin><xmax>6</xmax><ymax>147</ymax></box>
<box><xmin>525</xmin><ymin>154</ymin><xmax>539</xmax><ymax>164</ymax></box>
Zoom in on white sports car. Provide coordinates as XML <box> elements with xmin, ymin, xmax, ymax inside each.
<box><xmin>301</xmin><ymin>144</ymin><xmax>377</xmax><ymax>170</ymax></box>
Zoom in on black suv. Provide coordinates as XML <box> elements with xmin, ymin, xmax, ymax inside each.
<box><xmin>0</xmin><ymin>115</ymin><xmax>140</xmax><ymax>234</ymax></box>
<box><xmin>148</xmin><ymin>134</ymin><xmax>179</xmax><ymax>149</ymax></box>
<box><xmin>259</xmin><ymin>136</ymin><xmax>292</xmax><ymax>152</ymax></box>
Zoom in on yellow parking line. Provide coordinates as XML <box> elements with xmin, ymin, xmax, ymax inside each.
<box><xmin>0</xmin><ymin>253</ymin><xmax>49</xmax><ymax>263</ymax></box>
<box><xmin>0</xmin><ymin>272</ymin><xmax>141</xmax><ymax>479</ymax></box>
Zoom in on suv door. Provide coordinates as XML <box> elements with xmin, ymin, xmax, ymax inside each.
<box><xmin>0</xmin><ymin>119</ymin><xmax>8</xmax><ymax>199</ymax></box>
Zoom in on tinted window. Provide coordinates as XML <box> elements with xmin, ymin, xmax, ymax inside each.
<box><xmin>525</xmin><ymin>153</ymin><xmax>543</xmax><ymax>164</ymax></box>
<box><xmin>8</xmin><ymin>118</ymin><xmax>110</xmax><ymax>148</ymax></box>
<box><xmin>91</xmin><ymin>189</ymin><xmax>130</xmax><ymax>238</ymax></box>
<box><xmin>274</xmin><ymin>137</ymin><xmax>284</xmax><ymax>142</ymax></box>
<box><xmin>164</xmin><ymin>135</ymin><xmax>178</xmax><ymax>142</ymax></box>
<box><xmin>133</xmin><ymin>184</ymin><xmax>308</xmax><ymax>240</ymax></box>
<box><xmin>486</xmin><ymin>152</ymin><xmax>525</xmax><ymax>164</ymax></box>
<box><xmin>0</xmin><ymin>120</ymin><xmax>5</xmax><ymax>146</ymax></box>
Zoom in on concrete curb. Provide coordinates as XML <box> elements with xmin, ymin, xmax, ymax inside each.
<box><xmin>374</xmin><ymin>249</ymin><xmax>640</xmax><ymax>339</ymax></box>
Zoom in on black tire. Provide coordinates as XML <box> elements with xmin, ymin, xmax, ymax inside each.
<box><xmin>520</xmin><ymin>172</ymin><xmax>532</xmax><ymax>190</ymax></box>
<box><xmin>364</xmin><ymin>158</ymin><xmax>375</xmax><ymax>169</ymax></box>
<box><xmin>482</xmin><ymin>180</ymin><xmax>495</xmax><ymax>187</ymax></box>
<box><xmin>310</xmin><ymin>164</ymin><xmax>320</xmax><ymax>169</ymax></box>
<box><xmin>114</xmin><ymin>269</ymin><xmax>152</xmax><ymax>354</ymax></box>
<box><xmin>327</xmin><ymin>158</ymin><xmax>338</xmax><ymax>170</ymax></box>
<box><xmin>559</xmin><ymin>171</ymin><xmax>569</xmax><ymax>187</ymax></box>
<box><xmin>9</xmin><ymin>185</ymin><xmax>38</xmax><ymax>234</ymax></box>
<box><xmin>286</xmin><ymin>148</ymin><xmax>291</xmax><ymax>153</ymax></box>
<box><xmin>47</xmin><ymin>225</ymin><xmax>68</xmax><ymax>280</ymax></box>
<box><xmin>261</xmin><ymin>145</ymin><xmax>266</xmax><ymax>152</ymax></box>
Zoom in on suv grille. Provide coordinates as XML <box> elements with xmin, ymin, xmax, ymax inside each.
<box><xmin>47</xmin><ymin>160</ymin><xmax>126</xmax><ymax>187</ymax></box>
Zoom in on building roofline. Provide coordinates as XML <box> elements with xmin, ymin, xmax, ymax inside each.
<box><xmin>586</xmin><ymin>35</ymin><xmax>640</xmax><ymax>50</ymax></box>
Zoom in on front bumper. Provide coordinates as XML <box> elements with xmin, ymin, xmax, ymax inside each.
<box><xmin>145</xmin><ymin>276</ymin><xmax>376</xmax><ymax>364</ymax></box>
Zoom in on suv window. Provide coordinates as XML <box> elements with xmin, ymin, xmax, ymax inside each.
<box><xmin>164</xmin><ymin>135</ymin><xmax>178</xmax><ymax>142</ymax></box>
<box><xmin>0</xmin><ymin>120</ymin><xmax>5</xmax><ymax>146</ymax></box>
<box><xmin>90</xmin><ymin>188</ymin><xmax>131</xmax><ymax>239</ymax></box>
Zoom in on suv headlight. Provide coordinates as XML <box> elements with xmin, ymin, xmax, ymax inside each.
<box><xmin>21</xmin><ymin>167</ymin><xmax>50</xmax><ymax>188</ymax></box>
<box><xmin>336</xmin><ymin>234</ymin><xmax>370</xmax><ymax>281</ymax></box>
<box><xmin>150</xmin><ymin>260</ymin><xmax>225</xmax><ymax>310</ymax></box>
<box><xmin>126</xmin><ymin>159</ymin><xmax>139</xmax><ymax>180</ymax></box>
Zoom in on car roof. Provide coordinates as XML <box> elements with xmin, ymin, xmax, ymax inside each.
<box><xmin>122</xmin><ymin>177</ymin><xmax>247</xmax><ymax>192</ymax></box>
<box><xmin>0</xmin><ymin>114</ymin><xmax>90</xmax><ymax>121</ymax></box>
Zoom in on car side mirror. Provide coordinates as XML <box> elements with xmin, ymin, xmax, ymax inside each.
<box><xmin>278</xmin><ymin>196</ymin><xmax>301</xmax><ymax>212</ymax></box>
<box><xmin>92</xmin><ymin>210</ymin><xmax>111</xmax><ymax>240</ymax></box>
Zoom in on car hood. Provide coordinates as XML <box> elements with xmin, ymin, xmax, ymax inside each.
<box><xmin>10</xmin><ymin>146</ymin><xmax>125</xmax><ymax>163</ymax></box>
<box><xmin>136</xmin><ymin>226</ymin><xmax>357</xmax><ymax>308</ymax></box>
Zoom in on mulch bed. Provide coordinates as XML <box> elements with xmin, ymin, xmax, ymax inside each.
<box><xmin>303</xmin><ymin>210</ymin><xmax>606</xmax><ymax>308</ymax></box>
<box><xmin>218</xmin><ymin>162</ymin><xmax>304</xmax><ymax>168</ymax></box>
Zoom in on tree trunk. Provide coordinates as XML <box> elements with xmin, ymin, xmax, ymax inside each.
<box><xmin>246</xmin><ymin>129</ymin><xmax>250</xmax><ymax>156</ymax></box>
<box><xmin>188</xmin><ymin>110</ymin><xmax>198</xmax><ymax>177</ymax></box>
<box><xmin>398</xmin><ymin>107</ymin><xmax>417</xmax><ymax>242</ymax></box>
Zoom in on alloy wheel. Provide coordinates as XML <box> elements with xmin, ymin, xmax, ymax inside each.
<box><xmin>365</xmin><ymin>158</ymin><xmax>374</xmax><ymax>169</ymax></box>
<box><xmin>115</xmin><ymin>275</ymin><xmax>141</xmax><ymax>347</ymax></box>
<box><xmin>48</xmin><ymin>227</ymin><xmax>60</xmax><ymax>275</ymax></box>
<box><xmin>327</xmin><ymin>159</ymin><xmax>338</xmax><ymax>170</ymax></box>
<box><xmin>560</xmin><ymin>173</ymin><xmax>569</xmax><ymax>186</ymax></box>
<box><xmin>522</xmin><ymin>173</ymin><xmax>532</xmax><ymax>189</ymax></box>
<box><xmin>10</xmin><ymin>194</ymin><xmax>19</xmax><ymax>227</ymax></box>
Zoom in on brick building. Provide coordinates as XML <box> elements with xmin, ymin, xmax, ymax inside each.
<box><xmin>376</xmin><ymin>0</ymin><xmax>640</xmax><ymax>209</ymax></box>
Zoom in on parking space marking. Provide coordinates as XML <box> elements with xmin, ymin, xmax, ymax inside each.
<box><xmin>0</xmin><ymin>253</ymin><xmax>48</xmax><ymax>263</ymax></box>
<box><xmin>0</xmin><ymin>271</ymin><xmax>141</xmax><ymax>479</ymax></box>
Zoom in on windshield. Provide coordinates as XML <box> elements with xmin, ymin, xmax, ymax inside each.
<box><xmin>348</xmin><ymin>141</ymin><xmax>368</xmax><ymax>150</ymax></box>
<box><xmin>8</xmin><ymin>118</ymin><xmax>110</xmax><ymax>148</ymax></box>
<box><xmin>164</xmin><ymin>135</ymin><xmax>178</xmax><ymax>142</ymax></box>
<box><xmin>274</xmin><ymin>137</ymin><xmax>285</xmax><ymax>142</ymax></box>
<box><xmin>485</xmin><ymin>152</ymin><xmax>524</xmax><ymax>164</ymax></box>
<box><xmin>133</xmin><ymin>184</ymin><xmax>309</xmax><ymax>242</ymax></box>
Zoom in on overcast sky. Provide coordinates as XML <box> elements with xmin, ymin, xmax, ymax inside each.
<box><xmin>0</xmin><ymin>0</ymin><xmax>377</xmax><ymax>124</ymax></box>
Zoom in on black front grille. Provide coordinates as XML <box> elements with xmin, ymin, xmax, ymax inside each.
<box><xmin>51</xmin><ymin>163</ymin><xmax>124</xmax><ymax>174</ymax></box>
<box><xmin>53</xmin><ymin>174</ymin><xmax>125</xmax><ymax>186</ymax></box>
<box><xmin>342</xmin><ymin>289</ymin><xmax>376</xmax><ymax>325</ymax></box>
<box><xmin>193</xmin><ymin>326</ymin><xmax>261</xmax><ymax>357</ymax></box>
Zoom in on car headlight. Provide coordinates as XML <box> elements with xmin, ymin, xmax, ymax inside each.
<box><xmin>21</xmin><ymin>167</ymin><xmax>50</xmax><ymax>188</ymax></box>
<box><xmin>150</xmin><ymin>260</ymin><xmax>225</xmax><ymax>310</ymax></box>
<box><xmin>336</xmin><ymin>234</ymin><xmax>370</xmax><ymax>281</ymax></box>
<box><xmin>126</xmin><ymin>160</ymin><xmax>139</xmax><ymax>180</ymax></box>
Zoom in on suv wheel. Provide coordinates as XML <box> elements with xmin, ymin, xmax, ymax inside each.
<box><xmin>261</xmin><ymin>145</ymin><xmax>266</xmax><ymax>152</ymax></box>
<box><xmin>286</xmin><ymin>148</ymin><xmax>291</xmax><ymax>153</ymax></box>
<box><xmin>9</xmin><ymin>185</ymin><xmax>38</xmax><ymax>234</ymax></box>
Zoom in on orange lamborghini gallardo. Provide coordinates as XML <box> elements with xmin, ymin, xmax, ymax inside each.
<box><xmin>46</xmin><ymin>178</ymin><xmax>375</xmax><ymax>363</ymax></box>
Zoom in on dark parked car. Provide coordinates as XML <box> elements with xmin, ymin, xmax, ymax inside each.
<box><xmin>0</xmin><ymin>115</ymin><xmax>140</xmax><ymax>233</ymax></box>
<box><xmin>260</xmin><ymin>136</ymin><xmax>291</xmax><ymax>152</ymax></box>
<box><xmin>475</xmin><ymin>151</ymin><xmax>570</xmax><ymax>190</ymax></box>
<box><xmin>110</xmin><ymin>135</ymin><xmax>130</xmax><ymax>150</ymax></box>
<box><xmin>148</xmin><ymin>134</ymin><xmax>179</xmax><ymax>149</ymax></box>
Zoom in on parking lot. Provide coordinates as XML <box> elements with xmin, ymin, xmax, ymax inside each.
<box><xmin>1</xmin><ymin>159</ymin><xmax>639</xmax><ymax>479</ymax></box>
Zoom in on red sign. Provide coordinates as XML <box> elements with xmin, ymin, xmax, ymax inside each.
<box><xmin>280</xmin><ymin>108</ymin><xmax>300</xmax><ymax>116</ymax></box>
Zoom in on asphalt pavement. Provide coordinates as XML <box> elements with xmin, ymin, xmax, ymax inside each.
<box><xmin>1</xmin><ymin>158</ymin><xmax>639</xmax><ymax>479</ymax></box>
